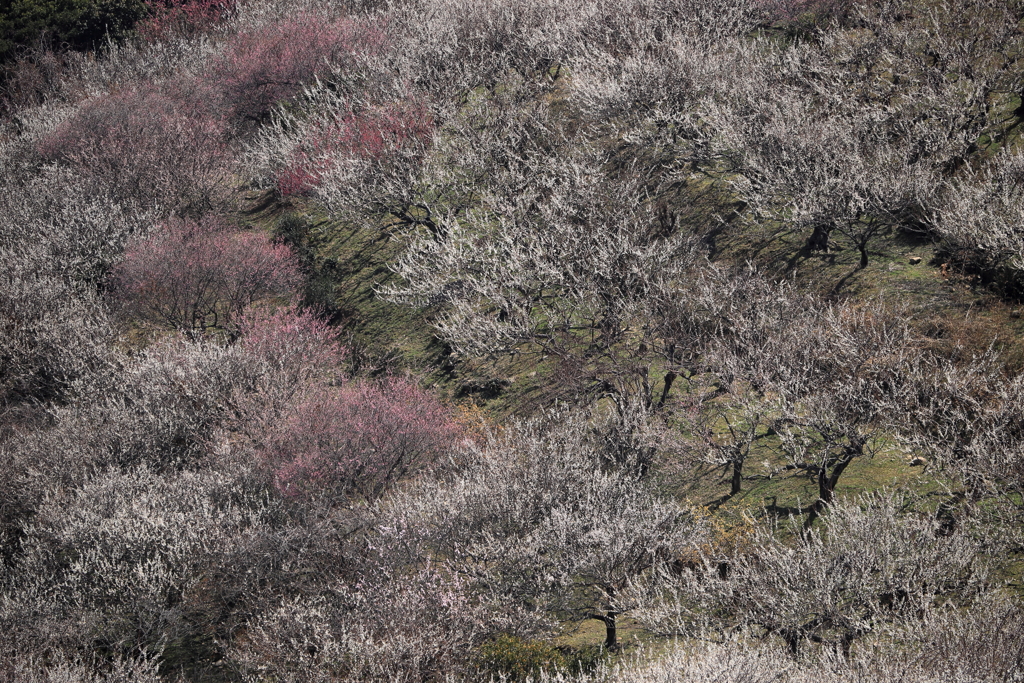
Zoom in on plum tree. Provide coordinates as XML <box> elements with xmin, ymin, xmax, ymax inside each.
<box><xmin>109</xmin><ymin>217</ymin><xmax>302</xmax><ymax>336</ymax></box>
<box><xmin>933</xmin><ymin>149</ymin><xmax>1024</xmax><ymax>293</ymax></box>
<box><xmin>264</xmin><ymin>376</ymin><xmax>464</xmax><ymax>504</ymax></box>
<box><xmin>385</xmin><ymin>412</ymin><xmax>704</xmax><ymax>649</ymax></box>
<box><xmin>382</xmin><ymin>121</ymin><xmax>709</xmax><ymax>425</ymax></box>
<box><xmin>637</xmin><ymin>492</ymin><xmax>991</xmax><ymax>660</ymax></box>
<box><xmin>207</xmin><ymin>12</ymin><xmax>387</xmax><ymax>123</ymax></box>
<box><xmin>35</xmin><ymin>83</ymin><xmax>229</xmax><ymax>214</ymax></box>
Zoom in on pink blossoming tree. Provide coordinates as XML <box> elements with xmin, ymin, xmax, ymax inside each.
<box><xmin>208</xmin><ymin>14</ymin><xmax>388</xmax><ymax>122</ymax></box>
<box><xmin>266</xmin><ymin>377</ymin><xmax>464</xmax><ymax>503</ymax></box>
<box><xmin>276</xmin><ymin>101</ymin><xmax>433</xmax><ymax>197</ymax></box>
<box><xmin>110</xmin><ymin>217</ymin><xmax>302</xmax><ymax>336</ymax></box>
<box><xmin>36</xmin><ymin>84</ymin><xmax>228</xmax><ymax>214</ymax></box>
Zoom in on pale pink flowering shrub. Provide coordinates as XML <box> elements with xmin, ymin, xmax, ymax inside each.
<box><xmin>237</xmin><ymin>305</ymin><xmax>346</xmax><ymax>375</ymax></box>
<box><xmin>267</xmin><ymin>377</ymin><xmax>463</xmax><ymax>503</ymax></box>
<box><xmin>35</xmin><ymin>84</ymin><xmax>228</xmax><ymax>214</ymax></box>
<box><xmin>276</xmin><ymin>101</ymin><xmax>433</xmax><ymax>196</ymax></box>
<box><xmin>233</xmin><ymin>305</ymin><xmax>347</xmax><ymax>434</ymax></box>
<box><xmin>110</xmin><ymin>217</ymin><xmax>302</xmax><ymax>335</ymax></box>
<box><xmin>208</xmin><ymin>14</ymin><xmax>389</xmax><ymax>122</ymax></box>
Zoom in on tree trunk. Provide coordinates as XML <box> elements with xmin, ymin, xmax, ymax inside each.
<box><xmin>602</xmin><ymin>611</ymin><xmax>618</xmax><ymax>649</ymax></box>
<box><xmin>818</xmin><ymin>442</ymin><xmax>862</xmax><ymax>507</ymax></box>
<box><xmin>806</xmin><ymin>224</ymin><xmax>831</xmax><ymax>252</ymax></box>
<box><xmin>857</xmin><ymin>241</ymin><xmax>869</xmax><ymax>270</ymax></box>
<box><xmin>591</xmin><ymin>612</ymin><xmax>619</xmax><ymax>649</ymax></box>
<box><xmin>779</xmin><ymin>629</ymin><xmax>801</xmax><ymax>657</ymax></box>
<box><xmin>822</xmin><ymin>456</ymin><xmax>854</xmax><ymax>503</ymax></box>
<box><xmin>839</xmin><ymin>632</ymin><xmax>854</xmax><ymax>660</ymax></box>
<box><xmin>730</xmin><ymin>459</ymin><xmax>743</xmax><ymax>496</ymax></box>
<box><xmin>658</xmin><ymin>371</ymin><xmax>677</xmax><ymax>409</ymax></box>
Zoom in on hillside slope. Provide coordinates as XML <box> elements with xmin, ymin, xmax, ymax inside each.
<box><xmin>2</xmin><ymin>1</ymin><xmax>1024</xmax><ymax>681</ymax></box>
